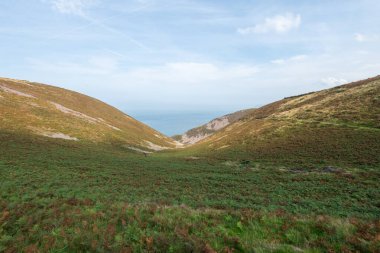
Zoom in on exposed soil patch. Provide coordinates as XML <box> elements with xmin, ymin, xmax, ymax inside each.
<box><xmin>288</xmin><ymin>166</ymin><xmax>345</xmax><ymax>174</ymax></box>
<box><xmin>0</xmin><ymin>84</ymin><xmax>36</xmax><ymax>98</ymax></box>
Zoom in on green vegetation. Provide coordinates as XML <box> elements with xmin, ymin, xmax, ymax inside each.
<box><xmin>183</xmin><ymin>122</ymin><xmax>380</xmax><ymax>167</ymax></box>
<box><xmin>0</xmin><ymin>77</ymin><xmax>176</xmax><ymax>149</ymax></box>
<box><xmin>1</xmin><ymin>132</ymin><xmax>379</xmax><ymax>252</ymax></box>
<box><xmin>186</xmin><ymin>77</ymin><xmax>380</xmax><ymax>167</ymax></box>
<box><xmin>1</xmin><ymin>76</ymin><xmax>380</xmax><ymax>252</ymax></box>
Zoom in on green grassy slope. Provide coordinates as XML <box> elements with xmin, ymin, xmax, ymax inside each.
<box><xmin>1</xmin><ymin>76</ymin><xmax>380</xmax><ymax>252</ymax></box>
<box><xmin>1</xmin><ymin>133</ymin><xmax>379</xmax><ymax>252</ymax></box>
<box><xmin>184</xmin><ymin>76</ymin><xmax>380</xmax><ymax>166</ymax></box>
<box><xmin>0</xmin><ymin>77</ymin><xmax>176</xmax><ymax>151</ymax></box>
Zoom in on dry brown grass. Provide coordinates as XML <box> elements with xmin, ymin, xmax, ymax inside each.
<box><xmin>187</xmin><ymin>76</ymin><xmax>380</xmax><ymax>166</ymax></box>
<box><xmin>0</xmin><ymin>77</ymin><xmax>176</xmax><ymax>149</ymax></box>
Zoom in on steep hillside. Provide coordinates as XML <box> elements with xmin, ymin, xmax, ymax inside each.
<box><xmin>172</xmin><ymin>109</ymin><xmax>256</xmax><ymax>145</ymax></box>
<box><xmin>186</xmin><ymin>76</ymin><xmax>380</xmax><ymax>166</ymax></box>
<box><xmin>0</xmin><ymin>77</ymin><xmax>176</xmax><ymax>151</ymax></box>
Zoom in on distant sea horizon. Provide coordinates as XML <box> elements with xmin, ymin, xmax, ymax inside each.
<box><xmin>128</xmin><ymin>111</ymin><xmax>231</xmax><ymax>136</ymax></box>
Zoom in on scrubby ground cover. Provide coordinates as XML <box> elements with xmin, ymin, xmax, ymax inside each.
<box><xmin>1</xmin><ymin>132</ymin><xmax>380</xmax><ymax>252</ymax></box>
<box><xmin>186</xmin><ymin>77</ymin><xmax>380</xmax><ymax>168</ymax></box>
<box><xmin>183</xmin><ymin>122</ymin><xmax>380</xmax><ymax>167</ymax></box>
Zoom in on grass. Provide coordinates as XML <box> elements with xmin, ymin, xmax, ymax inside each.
<box><xmin>184</xmin><ymin>121</ymin><xmax>380</xmax><ymax>168</ymax></box>
<box><xmin>1</xmin><ymin>132</ymin><xmax>380</xmax><ymax>252</ymax></box>
<box><xmin>185</xmin><ymin>77</ymin><xmax>380</xmax><ymax>168</ymax></box>
<box><xmin>2</xmin><ymin>202</ymin><xmax>379</xmax><ymax>252</ymax></box>
<box><xmin>1</xmin><ymin>76</ymin><xmax>379</xmax><ymax>252</ymax></box>
<box><xmin>0</xmin><ymin>77</ymin><xmax>176</xmax><ymax>149</ymax></box>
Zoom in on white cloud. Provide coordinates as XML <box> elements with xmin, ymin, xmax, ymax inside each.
<box><xmin>28</xmin><ymin>55</ymin><xmax>119</xmax><ymax>75</ymax></box>
<box><xmin>271</xmin><ymin>54</ymin><xmax>307</xmax><ymax>64</ymax></box>
<box><xmin>23</xmin><ymin>50</ymin><xmax>380</xmax><ymax>112</ymax></box>
<box><xmin>271</xmin><ymin>59</ymin><xmax>285</xmax><ymax>64</ymax></box>
<box><xmin>123</xmin><ymin>62</ymin><xmax>260</xmax><ymax>85</ymax></box>
<box><xmin>88</xmin><ymin>56</ymin><xmax>119</xmax><ymax>72</ymax></box>
<box><xmin>48</xmin><ymin>0</ymin><xmax>96</xmax><ymax>16</ymax></box>
<box><xmin>238</xmin><ymin>13</ymin><xmax>301</xmax><ymax>34</ymax></box>
<box><xmin>354</xmin><ymin>33</ymin><xmax>366</xmax><ymax>42</ymax></box>
<box><xmin>290</xmin><ymin>55</ymin><xmax>307</xmax><ymax>61</ymax></box>
<box><xmin>321</xmin><ymin>77</ymin><xmax>348</xmax><ymax>87</ymax></box>
<box><xmin>28</xmin><ymin>59</ymin><xmax>259</xmax><ymax>84</ymax></box>
<box><xmin>354</xmin><ymin>33</ymin><xmax>380</xmax><ymax>42</ymax></box>
<box><xmin>45</xmin><ymin>0</ymin><xmax>149</xmax><ymax>51</ymax></box>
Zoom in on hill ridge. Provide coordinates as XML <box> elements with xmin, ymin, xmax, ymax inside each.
<box><xmin>0</xmin><ymin>77</ymin><xmax>176</xmax><ymax>151</ymax></box>
<box><xmin>185</xmin><ymin>75</ymin><xmax>380</xmax><ymax>166</ymax></box>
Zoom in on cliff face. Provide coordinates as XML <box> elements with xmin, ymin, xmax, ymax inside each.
<box><xmin>172</xmin><ymin>109</ymin><xmax>256</xmax><ymax>145</ymax></box>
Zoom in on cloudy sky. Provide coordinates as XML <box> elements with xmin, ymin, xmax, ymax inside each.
<box><xmin>1</xmin><ymin>0</ymin><xmax>379</xmax><ymax>134</ymax></box>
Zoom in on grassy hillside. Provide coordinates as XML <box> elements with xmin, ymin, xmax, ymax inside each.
<box><xmin>184</xmin><ymin>76</ymin><xmax>380</xmax><ymax>166</ymax></box>
<box><xmin>172</xmin><ymin>109</ymin><xmax>256</xmax><ymax>145</ymax></box>
<box><xmin>0</xmin><ymin>77</ymin><xmax>176</xmax><ymax>151</ymax></box>
<box><xmin>1</xmin><ymin>132</ymin><xmax>379</xmax><ymax>252</ymax></box>
<box><xmin>1</xmin><ymin>76</ymin><xmax>379</xmax><ymax>252</ymax></box>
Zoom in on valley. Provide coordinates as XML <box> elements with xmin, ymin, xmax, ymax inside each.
<box><xmin>0</xmin><ymin>76</ymin><xmax>379</xmax><ymax>252</ymax></box>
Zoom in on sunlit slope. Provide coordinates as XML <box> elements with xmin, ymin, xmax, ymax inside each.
<box><xmin>187</xmin><ymin>76</ymin><xmax>380</xmax><ymax>165</ymax></box>
<box><xmin>172</xmin><ymin>108</ymin><xmax>256</xmax><ymax>145</ymax></box>
<box><xmin>0</xmin><ymin>77</ymin><xmax>176</xmax><ymax>150</ymax></box>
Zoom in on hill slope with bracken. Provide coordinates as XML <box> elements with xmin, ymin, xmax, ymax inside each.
<box><xmin>0</xmin><ymin>77</ymin><xmax>176</xmax><ymax>151</ymax></box>
<box><xmin>186</xmin><ymin>76</ymin><xmax>380</xmax><ymax>166</ymax></box>
<box><xmin>172</xmin><ymin>109</ymin><xmax>256</xmax><ymax>145</ymax></box>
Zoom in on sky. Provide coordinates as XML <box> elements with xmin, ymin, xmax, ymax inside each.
<box><xmin>1</xmin><ymin>0</ymin><xmax>379</xmax><ymax>135</ymax></box>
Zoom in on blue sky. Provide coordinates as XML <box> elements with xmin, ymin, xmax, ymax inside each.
<box><xmin>1</xmin><ymin>0</ymin><xmax>380</xmax><ymax>135</ymax></box>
